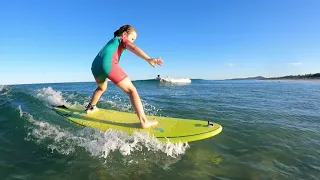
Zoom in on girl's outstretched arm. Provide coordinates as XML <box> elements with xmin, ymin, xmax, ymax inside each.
<box><xmin>126</xmin><ymin>42</ymin><xmax>164</xmax><ymax>68</ymax></box>
<box><xmin>126</xmin><ymin>42</ymin><xmax>150</xmax><ymax>61</ymax></box>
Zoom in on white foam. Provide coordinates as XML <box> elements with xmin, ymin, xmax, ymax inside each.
<box><xmin>35</xmin><ymin>87</ymin><xmax>68</xmax><ymax>107</ymax></box>
<box><xmin>0</xmin><ymin>85</ymin><xmax>11</xmax><ymax>96</ymax></box>
<box><xmin>19</xmin><ymin>106</ymin><xmax>189</xmax><ymax>159</ymax></box>
<box><xmin>34</xmin><ymin>87</ymin><xmax>163</xmax><ymax>119</ymax></box>
<box><xmin>157</xmin><ymin>77</ymin><xmax>192</xmax><ymax>84</ymax></box>
<box><xmin>106</xmin><ymin>94</ymin><xmax>162</xmax><ymax>116</ymax></box>
<box><xmin>141</xmin><ymin>99</ymin><xmax>162</xmax><ymax>116</ymax></box>
<box><xmin>0</xmin><ymin>85</ymin><xmax>11</xmax><ymax>106</ymax></box>
<box><xmin>107</xmin><ymin>94</ymin><xmax>132</xmax><ymax>112</ymax></box>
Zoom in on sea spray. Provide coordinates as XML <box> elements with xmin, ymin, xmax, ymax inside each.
<box><xmin>0</xmin><ymin>85</ymin><xmax>12</xmax><ymax>107</ymax></box>
<box><xmin>19</xmin><ymin>105</ymin><xmax>189</xmax><ymax>159</ymax></box>
<box><xmin>36</xmin><ymin>87</ymin><xmax>68</xmax><ymax>107</ymax></box>
<box><xmin>35</xmin><ymin>87</ymin><xmax>163</xmax><ymax>116</ymax></box>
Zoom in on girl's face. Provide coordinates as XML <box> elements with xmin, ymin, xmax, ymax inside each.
<box><xmin>122</xmin><ymin>31</ymin><xmax>137</xmax><ymax>43</ymax></box>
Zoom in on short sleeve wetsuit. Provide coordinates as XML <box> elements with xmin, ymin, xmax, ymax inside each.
<box><xmin>91</xmin><ymin>36</ymin><xmax>130</xmax><ymax>84</ymax></box>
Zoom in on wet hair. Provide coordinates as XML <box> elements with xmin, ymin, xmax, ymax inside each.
<box><xmin>113</xmin><ymin>25</ymin><xmax>136</xmax><ymax>38</ymax></box>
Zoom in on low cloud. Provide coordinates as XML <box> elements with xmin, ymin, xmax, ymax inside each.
<box><xmin>225</xmin><ymin>63</ymin><xmax>235</xmax><ymax>67</ymax></box>
<box><xmin>288</xmin><ymin>63</ymin><xmax>302</xmax><ymax>66</ymax></box>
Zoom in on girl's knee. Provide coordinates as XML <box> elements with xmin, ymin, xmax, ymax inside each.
<box><xmin>97</xmin><ymin>86</ymin><xmax>107</xmax><ymax>92</ymax></box>
<box><xmin>124</xmin><ymin>86</ymin><xmax>137</xmax><ymax>95</ymax></box>
<box><xmin>96</xmin><ymin>81</ymin><xmax>108</xmax><ymax>92</ymax></box>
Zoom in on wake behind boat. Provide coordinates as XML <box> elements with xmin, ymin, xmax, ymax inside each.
<box><xmin>155</xmin><ymin>75</ymin><xmax>192</xmax><ymax>84</ymax></box>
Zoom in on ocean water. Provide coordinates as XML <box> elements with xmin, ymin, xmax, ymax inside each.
<box><xmin>0</xmin><ymin>79</ymin><xmax>319</xmax><ymax>180</ymax></box>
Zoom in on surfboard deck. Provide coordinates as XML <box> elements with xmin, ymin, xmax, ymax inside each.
<box><xmin>53</xmin><ymin>105</ymin><xmax>222</xmax><ymax>143</ymax></box>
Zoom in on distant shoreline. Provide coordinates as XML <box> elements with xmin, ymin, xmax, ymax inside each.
<box><xmin>261</xmin><ymin>79</ymin><xmax>320</xmax><ymax>82</ymax></box>
<box><xmin>226</xmin><ymin>73</ymin><xmax>320</xmax><ymax>82</ymax></box>
<box><xmin>225</xmin><ymin>79</ymin><xmax>320</xmax><ymax>83</ymax></box>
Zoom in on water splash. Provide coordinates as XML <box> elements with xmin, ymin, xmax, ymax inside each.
<box><xmin>19</xmin><ymin>106</ymin><xmax>189</xmax><ymax>159</ymax></box>
<box><xmin>35</xmin><ymin>87</ymin><xmax>68</xmax><ymax>107</ymax></box>
<box><xmin>157</xmin><ymin>76</ymin><xmax>192</xmax><ymax>84</ymax></box>
<box><xmin>0</xmin><ymin>85</ymin><xmax>12</xmax><ymax>107</ymax></box>
<box><xmin>77</xmin><ymin>128</ymin><xmax>189</xmax><ymax>158</ymax></box>
<box><xmin>34</xmin><ymin>87</ymin><xmax>163</xmax><ymax>116</ymax></box>
<box><xmin>106</xmin><ymin>94</ymin><xmax>162</xmax><ymax>116</ymax></box>
<box><xmin>0</xmin><ymin>85</ymin><xmax>5</xmax><ymax>92</ymax></box>
<box><xmin>0</xmin><ymin>85</ymin><xmax>11</xmax><ymax>96</ymax></box>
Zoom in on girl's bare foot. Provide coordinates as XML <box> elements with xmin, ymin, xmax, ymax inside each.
<box><xmin>141</xmin><ymin>119</ymin><xmax>158</xmax><ymax>129</ymax></box>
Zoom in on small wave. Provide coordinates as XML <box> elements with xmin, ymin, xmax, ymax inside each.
<box><xmin>35</xmin><ymin>87</ymin><xmax>68</xmax><ymax>107</ymax></box>
<box><xmin>35</xmin><ymin>87</ymin><xmax>163</xmax><ymax>116</ymax></box>
<box><xmin>0</xmin><ymin>85</ymin><xmax>12</xmax><ymax>107</ymax></box>
<box><xmin>0</xmin><ymin>85</ymin><xmax>4</xmax><ymax>92</ymax></box>
<box><xmin>106</xmin><ymin>94</ymin><xmax>162</xmax><ymax>116</ymax></box>
<box><xmin>0</xmin><ymin>85</ymin><xmax>11</xmax><ymax>96</ymax></box>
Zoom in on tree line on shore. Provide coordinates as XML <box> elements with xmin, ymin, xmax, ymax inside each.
<box><xmin>227</xmin><ymin>73</ymin><xmax>320</xmax><ymax>80</ymax></box>
<box><xmin>267</xmin><ymin>73</ymin><xmax>320</xmax><ymax>79</ymax></box>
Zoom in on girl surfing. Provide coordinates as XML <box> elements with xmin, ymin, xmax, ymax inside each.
<box><xmin>85</xmin><ymin>25</ymin><xmax>163</xmax><ymax>129</ymax></box>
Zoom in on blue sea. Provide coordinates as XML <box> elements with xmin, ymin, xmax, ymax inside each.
<box><xmin>0</xmin><ymin>79</ymin><xmax>319</xmax><ymax>180</ymax></box>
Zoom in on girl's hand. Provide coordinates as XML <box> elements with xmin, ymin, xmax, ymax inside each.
<box><xmin>147</xmin><ymin>58</ymin><xmax>164</xmax><ymax>68</ymax></box>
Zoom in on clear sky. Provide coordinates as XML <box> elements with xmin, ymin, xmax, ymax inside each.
<box><xmin>1</xmin><ymin>0</ymin><xmax>319</xmax><ymax>85</ymax></box>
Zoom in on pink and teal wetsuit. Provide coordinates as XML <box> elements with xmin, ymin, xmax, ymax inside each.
<box><xmin>91</xmin><ymin>37</ymin><xmax>130</xmax><ymax>84</ymax></box>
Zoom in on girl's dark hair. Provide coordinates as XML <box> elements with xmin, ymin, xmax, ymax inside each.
<box><xmin>114</xmin><ymin>25</ymin><xmax>136</xmax><ymax>38</ymax></box>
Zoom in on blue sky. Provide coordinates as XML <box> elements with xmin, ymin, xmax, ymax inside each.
<box><xmin>1</xmin><ymin>0</ymin><xmax>319</xmax><ymax>84</ymax></box>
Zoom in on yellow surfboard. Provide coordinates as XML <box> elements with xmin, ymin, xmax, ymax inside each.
<box><xmin>53</xmin><ymin>105</ymin><xmax>222</xmax><ymax>143</ymax></box>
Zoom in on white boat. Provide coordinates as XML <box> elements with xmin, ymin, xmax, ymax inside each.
<box><xmin>155</xmin><ymin>75</ymin><xmax>191</xmax><ymax>84</ymax></box>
